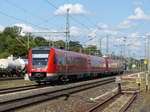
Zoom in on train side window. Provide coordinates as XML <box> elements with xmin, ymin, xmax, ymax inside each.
<box><xmin>58</xmin><ymin>56</ymin><xmax>62</xmax><ymax>64</ymax></box>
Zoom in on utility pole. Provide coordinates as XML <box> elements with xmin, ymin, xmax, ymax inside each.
<box><xmin>66</xmin><ymin>8</ymin><xmax>70</xmax><ymax>51</ymax></box>
<box><xmin>100</xmin><ymin>38</ymin><xmax>102</xmax><ymax>54</ymax></box>
<box><xmin>146</xmin><ymin>34</ymin><xmax>150</xmax><ymax>90</ymax></box>
<box><xmin>120</xmin><ymin>45</ymin><xmax>123</xmax><ymax>61</ymax></box>
<box><xmin>106</xmin><ymin>34</ymin><xmax>109</xmax><ymax>55</ymax></box>
<box><xmin>145</xmin><ymin>38</ymin><xmax>148</xmax><ymax>71</ymax></box>
<box><xmin>27</xmin><ymin>33</ymin><xmax>29</xmax><ymax>49</ymax></box>
<box><xmin>25</xmin><ymin>32</ymin><xmax>31</xmax><ymax>49</ymax></box>
<box><xmin>123</xmin><ymin>37</ymin><xmax>127</xmax><ymax>57</ymax></box>
<box><xmin>148</xmin><ymin>35</ymin><xmax>150</xmax><ymax>73</ymax></box>
<box><xmin>65</xmin><ymin>8</ymin><xmax>70</xmax><ymax>77</ymax></box>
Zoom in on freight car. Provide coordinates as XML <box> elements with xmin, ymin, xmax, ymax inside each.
<box><xmin>28</xmin><ymin>47</ymin><xmax>124</xmax><ymax>84</ymax></box>
<box><xmin>0</xmin><ymin>57</ymin><xmax>28</xmax><ymax>77</ymax></box>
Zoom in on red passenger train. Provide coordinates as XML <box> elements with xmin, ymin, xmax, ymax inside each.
<box><xmin>28</xmin><ymin>47</ymin><xmax>124</xmax><ymax>84</ymax></box>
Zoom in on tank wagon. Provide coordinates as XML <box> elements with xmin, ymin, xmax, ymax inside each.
<box><xmin>28</xmin><ymin>47</ymin><xmax>124</xmax><ymax>84</ymax></box>
<box><xmin>0</xmin><ymin>57</ymin><xmax>28</xmax><ymax>77</ymax></box>
<box><xmin>8</xmin><ymin>58</ymin><xmax>28</xmax><ymax>74</ymax></box>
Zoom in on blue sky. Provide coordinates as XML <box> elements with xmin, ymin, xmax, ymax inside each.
<box><xmin>0</xmin><ymin>0</ymin><xmax>150</xmax><ymax>59</ymax></box>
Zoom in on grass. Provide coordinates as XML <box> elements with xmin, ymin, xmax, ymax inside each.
<box><xmin>119</xmin><ymin>73</ymin><xmax>150</xmax><ymax>111</ymax></box>
<box><xmin>0</xmin><ymin>80</ymin><xmax>36</xmax><ymax>89</ymax></box>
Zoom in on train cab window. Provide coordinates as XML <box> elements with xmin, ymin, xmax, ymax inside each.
<box><xmin>32</xmin><ymin>58</ymin><xmax>48</xmax><ymax>67</ymax></box>
<box><xmin>32</xmin><ymin>49</ymin><xmax>50</xmax><ymax>67</ymax></box>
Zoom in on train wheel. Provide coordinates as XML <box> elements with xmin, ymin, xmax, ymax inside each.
<box><xmin>60</xmin><ymin>76</ymin><xmax>69</xmax><ymax>82</ymax></box>
<box><xmin>44</xmin><ymin>82</ymin><xmax>47</xmax><ymax>85</ymax></box>
<box><xmin>37</xmin><ymin>81</ymin><xmax>41</xmax><ymax>85</ymax></box>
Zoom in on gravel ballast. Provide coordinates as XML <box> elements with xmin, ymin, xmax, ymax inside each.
<box><xmin>14</xmin><ymin>82</ymin><xmax>117</xmax><ymax>112</ymax></box>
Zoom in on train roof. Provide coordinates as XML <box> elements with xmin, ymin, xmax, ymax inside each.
<box><xmin>31</xmin><ymin>47</ymin><xmax>125</xmax><ymax>62</ymax></box>
<box><xmin>31</xmin><ymin>46</ymin><xmax>104</xmax><ymax>59</ymax></box>
<box><xmin>32</xmin><ymin>46</ymin><xmax>51</xmax><ymax>50</ymax></box>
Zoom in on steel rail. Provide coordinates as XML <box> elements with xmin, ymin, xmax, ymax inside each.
<box><xmin>86</xmin><ymin>92</ymin><xmax>137</xmax><ymax>112</ymax></box>
<box><xmin>0</xmin><ymin>77</ymin><xmax>23</xmax><ymax>81</ymax></box>
<box><xmin>86</xmin><ymin>93</ymin><xmax>119</xmax><ymax>112</ymax></box>
<box><xmin>119</xmin><ymin>94</ymin><xmax>137</xmax><ymax>112</ymax></box>
<box><xmin>0</xmin><ymin>78</ymin><xmax>115</xmax><ymax>112</ymax></box>
<box><xmin>0</xmin><ymin>84</ymin><xmax>41</xmax><ymax>95</ymax></box>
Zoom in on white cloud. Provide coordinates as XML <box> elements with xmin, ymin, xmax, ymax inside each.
<box><xmin>70</xmin><ymin>26</ymin><xmax>80</xmax><ymax>36</ymax></box>
<box><xmin>14</xmin><ymin>24</ymin><xmax>35</xmax><ymax>36</ymax></box>
<box><xmin>128</xmin><ymin>7</ymin><xmax>150</xmax><ymax>20</ymax></box>
<box><xmin>126</xmin><ymin>40</ymin><xmax>142</xmax><ymax>53</ymax></box>
<box><xmin>116</xmin><ymin>37</ymin><xmax>126</xmax><ymax>42</ymax></box>
<box><xmin>13</xmin><ymin>24</ymin><xmax>81</xmax><ymax>41</ymax></box>
<box><xmin>14</xmin><ymin>24</ymin><xmax>34</xmax><ymax>32</ymax></box>
<box><xmin>128</xmin><ymin>32</ymin><xmax>143</xmax><ymax>39</ymax></box>
<box><xmin>146</xmin><ymin>32</ymin><xmax>150</xmax><ymax>36</ymax></box>
<box><xmin>88</xmin><ymin>29</ymin><xmax>97</xmax><ymax>38</ymax></box>
<box><xmin>98</xmin><ymin>23</ymin><xmax>108</xmax><ymax>29</ymax></box>
<box><xmin>45</xmin><ymin>35</ymin><xmax>65</xmax><ymax>41</ymax></box>
<box><xmin>98</xmin><ymin>29</ymin><xmax>118</xmax><ymax>36</ymax></box>
<box><xmin>117</xmin><ymin>20</ymin><xmax>136</xmax><ymax>30</ymax></box>
<box><xmin>54</xmin><ymin>4</ymin><xmax>88</xmax><ymax>15</ymax></box>
<box><xmin>88</xmin><ymin>28</ymin><xmax>118</xmax><ymax>38</ymax></box>
<box><xmin>103</xmin><ymin>30</ymin><xmax>118</xmax><ymax>35</ymax></box>
<box><xmin>124</xmin><ymin>32</ymin><xmax>144</xmax><ymax>52</ymax></box>
<box><xmin>131</xmin><ymin>41</ymin><xmax>141</xmax><ymax>46</ymax></box>
<box><xmin>133</xmin><ymin>1</ymin><xmax>143</xmax><ymax>6</ymax></box>
<box><xmin>0</xmin><ymin>25</ymin><xmax>4</xmax><ymax>31</ymax></box>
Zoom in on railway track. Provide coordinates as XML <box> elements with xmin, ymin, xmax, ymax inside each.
<box><xmin>87</xmin><ymin>93</ymin><xmax>137</xmax><ymax>112</ymax></box>
<box><xmin>86</xmin><ymin>88</ymin><xmax>137</xmax><ymax>112</ymax></box>
<box><xmin>0</xmin><ymin>77</ymin><xmax>115</xmax><ymax>112</ymax></box>
<box><xmin>0</xmin><ymin>72</ymin><xmax>138</xmax><ymax>95</ymax></box>
<box><xmin>0</xmin><ymin>77</ymin><xmax>23</xmax><ymax>81</ymax></box>
<box><xmin>0</xmin><ymin>84</ymin><xmax>41</xmax><ymax>95</ymax></box>
<box><xmin>87</xmin><ymin>93</ymin><xmax>120</xmax><ymax>112</ymax></box>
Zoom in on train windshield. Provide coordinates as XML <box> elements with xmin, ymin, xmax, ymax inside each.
<box><xmin>32</xmin><ymin>50</ymin><xmax>50</xmax><ymax>68</ymax></box>
<box><xmin>32</xmin><ymin>58</ymin><xmax>48</xmax><ymax>67</ymax></box>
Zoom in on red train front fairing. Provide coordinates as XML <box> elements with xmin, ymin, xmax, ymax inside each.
<box><xmin>28</xmin><ymin>48</ymin><xmax>57</xmax><ymax>82</ymax></box>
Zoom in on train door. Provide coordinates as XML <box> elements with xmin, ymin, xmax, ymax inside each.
<box><xmin>87</xmin><ymin>56</ymin><xmax>91</xmax><ymax>76</ymax></box>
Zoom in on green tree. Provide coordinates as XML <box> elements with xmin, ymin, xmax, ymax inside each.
<box><xmin>3</xmin><ymin>26</ymin><xmax>22</xmax><ymax>38</ymax></box>
<box><xmin>69</xmin><ymin>41</ymin><xmax>82</xmax><ymax>52</ymax></box>
<box><xmin>34</xmin><ymin>36</ymin><xmax>49</xmax><ymax>46</ymax></box>
<box><xmin>83</xmin><ymin>45</ymin><xmax>101</xmax><ymax>55</ymax></box>
<box><xmin>54</xmin><ymin>40</ymin><xmax>65</xmax><ymax>49</ymax></box>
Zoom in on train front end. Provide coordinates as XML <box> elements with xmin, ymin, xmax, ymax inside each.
<box><xmin>28</xmin><ymin>47</ymin><xmax>57</xmax><ymax>83</ymax></box>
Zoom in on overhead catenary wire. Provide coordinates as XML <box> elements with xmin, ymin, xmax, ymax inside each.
<box><xmin>45</xmin><ymin>0</ymin><xmax>103</xmax><ymax>48</ymax></box>
<box><xmin>0</xmin><ymin>9</ymin><xmax>55</xmax><ymax>49</ymax></box>
<box><xmin>44</xmin><ymin>0</ymin><xmax>97</xmax><ymax>47</ymax></box>
<box><xmin>0</xmin><ymin>10</ymin><xmax>51</xmax><ymax>30</ymax></box>
<box><xmin>70</xmin><ymin>16</ymin><xmax>91</xmax><ymax>30</ymax></box>
<box><xmin>4</xmin><ymin>0</ymin><xmax>61</xmax><ymax>29</ymax></box>
<box><xmin>44</xmin><ymin>0</ymin><xmax>58</xmax><ymax>9</ymax></box>
<box><xmin>50</xmin><ymin>0</ymin><xmax>100</xmax><ymax>30</ymax></box>
<box><xmin>80</xmin><ymin>15</ymin><xmax>100</xmax><ymax>29</ymax></box>
<box><xmin>2</xmin><ymin>0</ymin><xmax>56</xmax><ymax>30</ymax></box>
<box><xmin>2</xmin><ymin>0</ymin><xmax>103</xmax><ymax>50</ymax></box>
<box><xmin>45</xmin><ymin>0</ymin><xmax>95</xmax><ymax>30</ymax></box>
